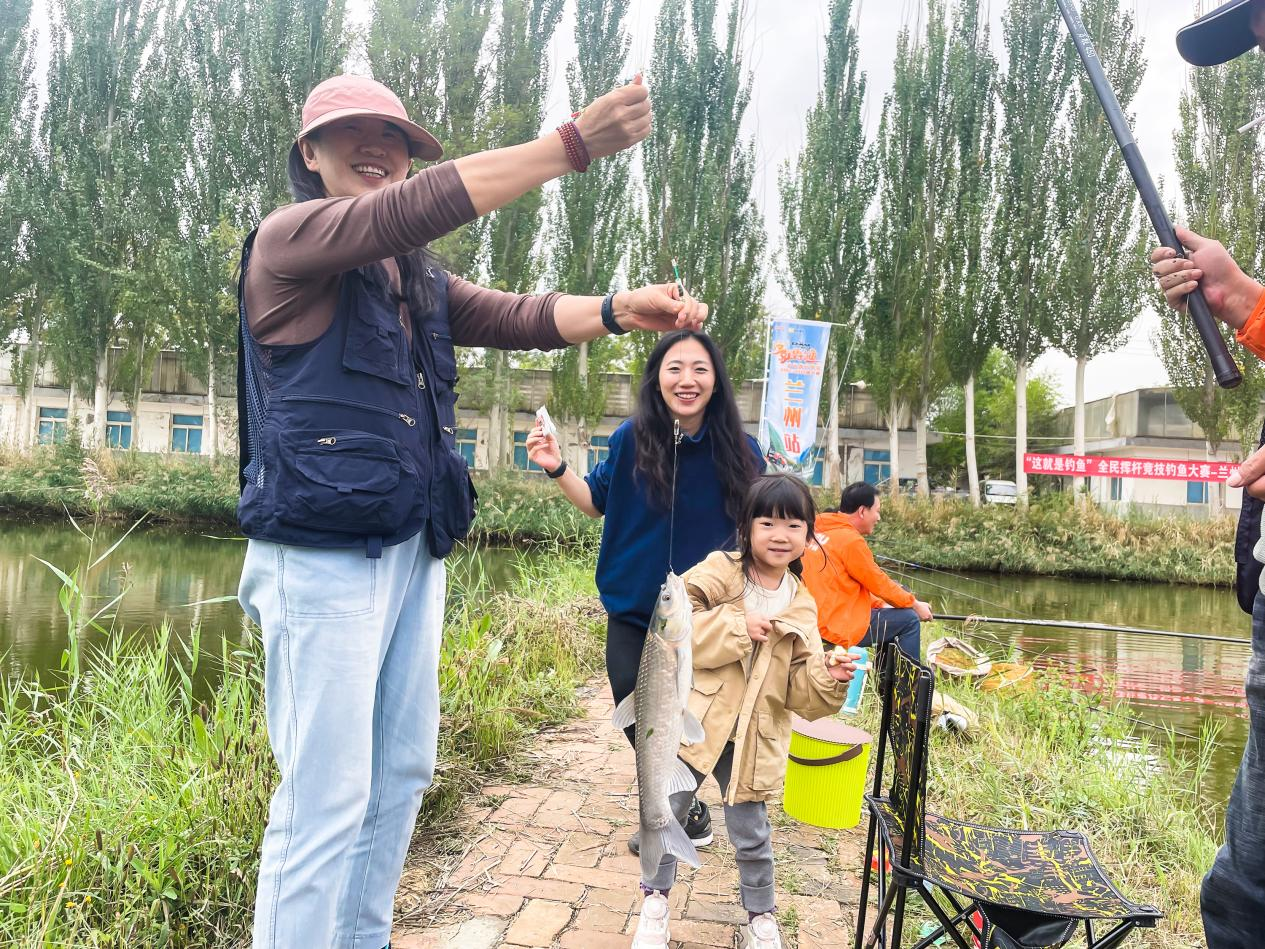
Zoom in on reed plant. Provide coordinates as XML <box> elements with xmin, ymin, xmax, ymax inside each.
<box><xmin>0</xmin><ymin>541</ymin><xmax>605</xmax><ymax>946</ymax></box>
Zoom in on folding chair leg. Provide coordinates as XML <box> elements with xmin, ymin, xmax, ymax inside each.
<box><xmin>891</xmin><ymin>886</ymin><xmax>909</xmax><ymax>949</ymax></box>
<box><xmin>1086</xmin><ymin>919</ymin><xmax>1138</xmax><ymax>949</ymax></box>
<box><xmin>864</xmin><ymin>881</ymin><xmax>899</xmax><ymax>949</ymax></box>
<box><xmin>916</xmin><ymin>883</ymin><xmax>977</xmax><ymax>949</ymax></box>
<box><xmin>855</xmin><ymin>816</ymin><xmax>879</xmax><ymax>949</ymax></box>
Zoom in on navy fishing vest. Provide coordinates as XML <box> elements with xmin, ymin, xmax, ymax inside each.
<box><xmin>235</xmin><ymin>230</ymin><xmax>476</xmax><ymax>558</ymax></box>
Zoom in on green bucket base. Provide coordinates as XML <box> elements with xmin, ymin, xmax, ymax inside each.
<box><xmin>782</xmin><ymin>719</ymin><xmax>871</xmax><ymax>830</ymax></box>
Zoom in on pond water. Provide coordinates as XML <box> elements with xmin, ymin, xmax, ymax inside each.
<box><xmin>0</xmin><ymin>517</ymin><xmax>1250</xmax><ymax>810</ymax></box>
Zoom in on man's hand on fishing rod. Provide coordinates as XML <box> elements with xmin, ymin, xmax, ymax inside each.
<box><xmin>1150</xmin><ymin>227</ymin><xmax>1263</xmax><ymax>330</ymax></box>
<box><xmin>913</xmin><ymin>599</ymin><xmax>933</xmax><ymax>622</ymax></box>
<box><xmin>1229</xmin><ymin>446</ymin><xmax>1265</xmax><ymax>502</ymax></box>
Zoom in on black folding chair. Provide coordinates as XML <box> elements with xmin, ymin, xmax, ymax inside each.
<box><xmin>854</xmin><ymin>644</ymin><xmax>1162</xmax><ymax>949</ymax></box>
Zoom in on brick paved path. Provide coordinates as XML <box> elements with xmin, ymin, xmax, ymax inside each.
<box><xmin>390</xmin><ymin>681</ymin><xmax>867</xmax><ymax>949</ymax></box>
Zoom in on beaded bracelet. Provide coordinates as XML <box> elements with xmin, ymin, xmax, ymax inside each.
<box><xmin>557</xmin><ymin>121</ymin><xmax>591</xmax><ymax>173</ymax></box>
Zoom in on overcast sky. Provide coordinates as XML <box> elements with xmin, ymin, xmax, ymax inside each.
<box><xmin>519</xmin><ymin>0</ymin><xmax>1205</xmax><ymax>407</ymax></box>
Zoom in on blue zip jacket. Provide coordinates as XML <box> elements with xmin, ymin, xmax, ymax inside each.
<box><xmin>586</xmin><ymin>418</ymin><xmax>764</xmax><ymax>628</ymax></box>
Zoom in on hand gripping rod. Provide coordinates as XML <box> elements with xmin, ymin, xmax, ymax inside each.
<box><xmin>1054</xmin><ymin>0</ymin><xmax>1242</xmax><ymax>388</ymax></box>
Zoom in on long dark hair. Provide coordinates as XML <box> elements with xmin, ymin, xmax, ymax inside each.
<box><xmin>632</xmin><ymin>330</ymin><xmax>755</xmax><ymax>520</ymax></box>
<box><xmin>735</xmin><ymin>473</ymin><xmax>817</xmax><ymax>578</ymax></box>
<box><xmin>287</xmin><ymin>136</ymin><xmax>441</xmax><ymax>315</ymax></box>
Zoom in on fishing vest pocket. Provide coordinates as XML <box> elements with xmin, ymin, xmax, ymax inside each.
<box><xmin>426</xmin><ymin>446</ymin><xmax>476</xmax><ymax>558</ymax></box>
<box><xmin>751</xmin><ymin>711</ymin><xmax>790</xmax><ymax>792</ymax></box>
<box><xmin>276</xmin><ymin>429</ymin><xmax>415</xmax><ymax>534</ymax></box>
<box><xmin>343</xmin><ymin>303</ymin><xmax>411</xmax><ymax>385</ymax></box>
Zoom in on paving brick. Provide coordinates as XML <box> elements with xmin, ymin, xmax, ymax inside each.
<box><xmin>580</xmin><ymin>886</ymin><xmax>638</xmax><ymax>915</ymax></box>
<box><xmin>597</xmin><ymin>852</ymin><xmax>641</xmax><ymax>875</ymax></box>
<box><xmin>502</xmin><ymin>898</ymin><xmax>573</xmax><ymax>947</ymax></box>
<box><xmin>556</xmin><ymin>832</ymin><xmax>608</xmax><ymax>868</ymax></box>
<box><xmin>573</xmin><ymin>904</ymin><xmax>629</xmax><ymax>933</ymax></box>
<box><xmin>497</xmin><ymin>839</ymin><xmax>552</xmax><ymax>878</ymax></box>
<box><xmin>545</xmin><ymin>861</ymin><xmax>640</xmax><ymax>892</ymax></box>
<box><xmin>493</xmin><ymin>873</ymin><xmax>586</xmax><ymax>903</ymax></box>
<box><xmin>669</xmin><ymin>917</ymin><xmax>740</xmax><ymax>946</ymax></box>
<box><xmin>452</xmin><ymin>889</ymin><xmax>525</xmax><ymax>917</ymax></box>
<box><xmin>558</xmin><ymin>931</ymin><xmax>631</xmax><ymax>949</ymax></box>
<box><xmin>684</xmin><ymin>896</ymin><xmax>746</xmax><ymax>924</ymax></box>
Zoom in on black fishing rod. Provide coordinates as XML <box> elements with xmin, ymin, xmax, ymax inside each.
<box><xmin>1054</xmin><ymin>0</ymin><xmax>1242</xmax><ymax>389</ymax></box>
<box><xmin>935</xmin><ymin>613</ymin><xmax>1249</xmax><ymax>647</ymax></box>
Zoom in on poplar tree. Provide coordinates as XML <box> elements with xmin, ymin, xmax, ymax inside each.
<box><xmin>633</xmin><ymin>0</ymin><xmax>766</xmax><ymax>380</ymax></box>
<box><xmin>993</xmin><ymin>0</ymin><xmax>1070</xmax><ymax>502</ymax></box>
<box><xmin>864</xmin><ymin>25</ymin><xmax>928</xmax><ymax>495</ymax></box>
<box><xmin>940</xmin><ymin>0</ymin><xmax>998</xmax><ymax>505</ymax></box>
<box><xmin>778</xmin><ymin>0</ymin><xmax>874</xmax><ymax>487</ymax></box>
<box><xmin>1051</xmin><ymin>0</ymin><xmax>1147</xmax><ymax>502</ymax></box>
<box><xmin>547</xmin><ymin>0</ymin><xmax>633</xmax><ymax>469</ymax></box>
<box><xmin>34</xmin><ymin>0</ymin><xmax>165</xmax><ymax>448</ymax></box>
<box><xmin>1161</xmin><ymin>49</ymin><xmax>1265</xmax><ymax>511</ymax></box>
<box><xmin>368</xmin><ymin>0</ymin><xmax>492</xmax><ymax>278</ymax></box>
<box><xmin>480</xmin><ymin>0</ymin><xmax>565</xmax><ymax>468</ymax></box>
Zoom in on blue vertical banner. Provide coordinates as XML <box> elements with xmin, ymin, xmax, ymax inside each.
<box><xmin>759</xmin><ymin>318</ymin><xmax>833</xmax><ymax>478</ymax></box>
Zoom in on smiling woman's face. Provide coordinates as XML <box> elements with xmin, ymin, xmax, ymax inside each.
<box><xmin>299</xmin><ymin>117</ymin><xmax>410</xmax><ymax>198</ymax></box>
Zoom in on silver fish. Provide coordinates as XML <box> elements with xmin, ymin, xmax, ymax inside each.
<box><xmin>611</xmin><ymin>572</ymin><xmax>706</xmax><ymax>881</ymax></box>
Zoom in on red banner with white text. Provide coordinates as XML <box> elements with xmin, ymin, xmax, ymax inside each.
<box><xmin>1023</xmin><ymin>453</ymin><xmax>1238</xmax><ymax>482</ymax></box>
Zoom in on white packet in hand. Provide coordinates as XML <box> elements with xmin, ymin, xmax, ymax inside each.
<box><xmin>535</xmin><ymin>405</ymin><xmax>557</xmax><ymax>438</ymax></box>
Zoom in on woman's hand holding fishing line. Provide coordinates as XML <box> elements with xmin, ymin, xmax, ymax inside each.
<box><xmin>746</xmin><ymin>612</ymin><xmax>772</xmax><ymax>645</ymax></box>
<box><xmin>1150</xmin><ymin>227</ymin><xmax>1263</xmax><ymax>330</ymax></box>
<box><xmin>616</xmin><ymin>283</ymin><xmax>708</xmax><ymax>334</ymax></box>
<box><xmin>573</xmin><ymin>75</ymin><xmax>652</xmax><ymax>159</ymax></box>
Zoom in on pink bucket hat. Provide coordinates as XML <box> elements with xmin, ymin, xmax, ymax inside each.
<box><xmin>297</xmin><ymin>74</ymin><xmax>443</xmax><ymax>161</ymax></box>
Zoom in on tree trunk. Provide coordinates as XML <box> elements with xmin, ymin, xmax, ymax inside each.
<box><xmin>206</xmin><ymin>349</ymin><xmax>218</xmax><ymax>460</ymax></box>
<box><xmin>914</xmin><ymin>410</ymin><xmax>930</xmax><ymax>497</ymax></box>
<box><xmin>888</xmin><ymin>393</ymin><xmax>901</xmax><ymax>496</ymax></box>
<box><xmin>825</xmin><ymin>357</ymin><xmax>840</xmax><ymax>489</ymax></box>
<box><xmin>92</xmin><ymin>344</ymin><xmax>109</xmax><ymax>448</ymax></box>
<box><xmin>1208</xmin><ymin>440</ymin><xmax>1224</xmax><ymax>517</ymax></box>
<box><xmin>22</xmin><ymin>322</ymin><xmax>41</xmax><ymax>449</ymax></box>
<box><xmin>131</xmin><ymin>330</ymin><xmax>146</xmax><ymax>452</ymax></box>
<box><xmin>67</xmin><ymin>379</ymin><xmax>78</xmax><ymax>430</ymax></box>
<box><xmin>965</xmin><ymin>373</ymin><xmax>980</xmax><ymax>507</ymax></box>
<box><xmin>1015</xmin><ymin>358</ymin><xmax>1028</xmax><ymax>504</ymax></box>
<box><xmin>1074</xmin><ymin>354</ymin><xmax>1087</xmax><ymax>504</ymax></box>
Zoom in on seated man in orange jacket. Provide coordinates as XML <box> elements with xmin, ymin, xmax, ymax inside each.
<box><xmin>801</xmin><ymin>481</ymin><xmax>933</xmax><ymax>657</ymax></box>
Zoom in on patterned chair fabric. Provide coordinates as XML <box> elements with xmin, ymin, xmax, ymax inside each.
<box><xmin>856</xmin><ymin>644</ymin><xmax>1161</xmax><ymax>949</ymax></box>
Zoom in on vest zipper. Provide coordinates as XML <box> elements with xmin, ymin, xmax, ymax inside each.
<box><xmin>280</xmin><ymin>395</ymin><xmax>416</xmax><ymax>427</ymax></box>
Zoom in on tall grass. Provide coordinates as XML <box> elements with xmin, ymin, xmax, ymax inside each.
<box><xmin>0</xmin><ymin>542</ymin><xmax>605</xmax><ymax>946</ymax></box>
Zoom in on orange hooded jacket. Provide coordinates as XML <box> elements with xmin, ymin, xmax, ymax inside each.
<box><xmin>800</xmin><ymin>512</ymin><xmax>915</xmax><ymax>648</ymax></box>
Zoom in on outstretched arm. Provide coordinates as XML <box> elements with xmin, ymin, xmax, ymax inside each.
<box><xmin>525</xmin><ymin>422</ymin><xmax>600</xmax><ymax>518</ymax></box>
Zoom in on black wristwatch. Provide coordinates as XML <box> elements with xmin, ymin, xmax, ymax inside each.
<box><xmin>546</xmin><ymin>460</ymin><xmax>568</xmax><ymax>479</ymax></box>
<box><xmin>601</xmin><ymin>292</ymin><xmax>628</xmax><ymax>335</ymax></box>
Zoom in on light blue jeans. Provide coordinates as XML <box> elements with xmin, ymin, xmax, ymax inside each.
<box><xmin>239</xmin><ymin>535</ymin><xmax>445</xmax><ymax>949</ymax></box>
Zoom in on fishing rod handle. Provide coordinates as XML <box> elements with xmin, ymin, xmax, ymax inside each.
<box><xmin>1055</xmin><ymin>0</ymin><xmax>1243</xmax><ymax>389</ymax></box>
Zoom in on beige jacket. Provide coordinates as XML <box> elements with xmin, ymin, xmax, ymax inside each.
<box><xmin>679</xmin><ymin>551</ymin><xmax>849</xmax><ymax>805</ymax></box>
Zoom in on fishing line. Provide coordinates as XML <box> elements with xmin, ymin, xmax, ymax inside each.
<box><xmin>875</xmin><ymin>554</ymin><xmax>1006</xmax><ymax>590</ymax></box>
<box><xmin>668</xmin><ymin>417</ymin><xmax>681</xmax><ymax>574</ymax></box>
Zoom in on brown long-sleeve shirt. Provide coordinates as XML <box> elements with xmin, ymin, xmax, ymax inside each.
<box><xmin>245</xmin><ymin>161</ymin><xmax>566</xmax><ymax>350</ymax></box>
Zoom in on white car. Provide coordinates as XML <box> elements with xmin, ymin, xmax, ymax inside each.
<box><xmin>983</xmin><ymin>479</ymin><xmax>1018</xmax><ymax>505</ymax></box>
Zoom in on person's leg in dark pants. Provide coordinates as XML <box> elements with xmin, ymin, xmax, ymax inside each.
<box><xmin>1202</xmin><ymin>591</ymin><xmax>1265</xmax><ymax>948</ymax></box>
<box><xmin>859</xmin><ymin>607</ymin><xmax>921</xmax><ymax>658</ymax></box>
<box><xmin>605</xmin><ymin>615</ymin><xmax>647</xmax><ymax>748</ymax></box>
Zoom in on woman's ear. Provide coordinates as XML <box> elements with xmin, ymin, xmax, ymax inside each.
<box><xmin>298</xmin><ymin>137</ymin><xmax>320</xmax><ymax>173</ymax></box>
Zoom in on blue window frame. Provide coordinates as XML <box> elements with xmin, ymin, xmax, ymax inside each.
<box><xmin>587</xmin><ymin>435</ymin><xmax>610</xmax><ymax>472</ymax></box>
<box><xmin>1187</xmin><ymin>480</ymin><xmax>1208</xmax><ymax>504</ymax></box>
<box><xmin>456</xmin><ymin>428</ymin><xmax>477</xmax><ymax>468</ymax></box>
<box><xmin>106</xmin><ymin>410</ymin><xmax>132</xmax><ymax>449</ymax></box>
<box><xmin>171</xmin><ymin>414</ymin><xmax>203</xmax><ymax>453</ymax></box>
<box><xmin>1109</xmin><ymin>477</ymin><xmax>1122</xmax><ymax>501</ymax></box>
<box><xmin>37</xmin><ymin>407</ymin><xmax>68</xmax><ymax>445</ymax></box>
<box><xmin>513</xmin><ymin>431</ymin><xmax>544</xmax><ymax>472</ymax></box>
<box><xmin>863</xmin><ymin>448</ymin><xmax>890</xmax><ymax>487</ymax></box>
<box><xmin>809</xmin><ymin>446</ymin><xmax>825</xmax><ymax>486</ymax></box>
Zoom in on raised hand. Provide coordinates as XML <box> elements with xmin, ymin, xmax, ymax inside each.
<box><xmin>524</xmin><ymin>420</ymin><xmax>562</xmax><ymax>472</ymax></box>
<box><xmin>574</xmin><ymin>75</ymin><xmax>651</xmax><ymax>160</ymax></box>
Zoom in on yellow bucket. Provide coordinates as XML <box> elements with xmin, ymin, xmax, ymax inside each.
<box><xmin>782</xmin><ymin>715</ymin><xmax>871</xmax><ymax>829</ymax></box>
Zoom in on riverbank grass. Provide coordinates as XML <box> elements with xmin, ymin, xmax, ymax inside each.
<box><xmin>0</xmin><ymin>544</ymin><xmax>603</xmax><ymax>947</ymax></box>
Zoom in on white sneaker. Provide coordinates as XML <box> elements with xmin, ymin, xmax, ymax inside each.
<box><xmin>742</xmin><ymin>911</ymin><xmax>783</xmax><ymax>949</ymax></box>
<box><xmin>631</xmin><ymin>892</ymin><xmax>671</xmax><ymax>948</ymax></box>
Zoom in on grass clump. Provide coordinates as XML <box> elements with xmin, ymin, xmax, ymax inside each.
<box><xmin>854</xmin><ymin>493</ymin><xmax>1235</xmax><ymax>587</ymax></box>
<box><xmin>856</xmin><ymin>660</ymin><xmax>1218</xmax><ymax>947</ymax></box>
<box><xmin>0</xmin><ymin>543</ymin><xmax>604</xmax><ymax>946</ymax></box>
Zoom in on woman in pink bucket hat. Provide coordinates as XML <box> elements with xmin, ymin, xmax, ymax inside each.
<box><xmin>234</xmin><ymin>71</ymin><xmax>700</xmax><ymax>949</ymax></box>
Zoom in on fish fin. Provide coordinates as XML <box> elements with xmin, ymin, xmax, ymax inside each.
<box><xmin>611</xmin><ymin>693</ymin><xmax>637</xmax><ymax>731</ymax></box>
<box><xmin>666</xmin><ymin>758</ymin><xmax>699</xmax><ymax>796</ymax></box>
<box><xmin>680</xmin><ymin>710</ymin><xmax>705</xmax><ymax>746</ymax></box>
<box><xmin>638</xmin><ymin>819</ymin><xmax>702</xmax><ymax>879</ymax></box>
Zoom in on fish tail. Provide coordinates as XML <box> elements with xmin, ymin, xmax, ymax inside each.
<box><xmin>637</xmin><ymin>819</ymin><xmax>702</xmax><ymax>881</ymax></box>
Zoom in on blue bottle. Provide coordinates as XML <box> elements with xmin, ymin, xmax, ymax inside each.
<box><xmin>840</xmin><ymin>646</ymin><xmax>870</xmax><ymax>715</ymax></box>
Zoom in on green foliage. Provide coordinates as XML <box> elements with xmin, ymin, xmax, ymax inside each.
<box><xmin>929</xmin><ymin>349</ymin><xmax>1061</xmax><ymax>485</ymax></box>
<box><xmin>862</xmin><ymin>491</ymin><xmax>1234</xmax><ymax>587</ymax></box>
<box><xmin>633</xmin><ymin>0</ymin><xmax>766</xmax><ymax>380</ymax></box>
